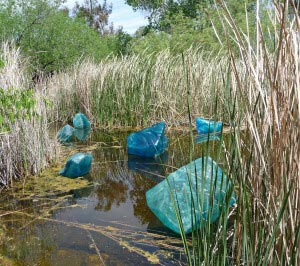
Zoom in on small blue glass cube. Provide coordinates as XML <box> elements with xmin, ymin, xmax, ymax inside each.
<box><xmin>56</xmin><ymin>125</ymin><xmax>75</xmax><ymax>144</ymax></box>
<box><xmin>195</xmin><ymin>117</ymin><xmax>222</xmax><ymax>134</ymax></box>
<box><xmin>60</xmin><ymin>153</ymin><xmax>93</xmax><ymax>178</ymax></box>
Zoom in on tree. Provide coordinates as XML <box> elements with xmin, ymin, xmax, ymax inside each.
<box><xmin>113</xmin><ymin>28</ymin><xmax>133</xmax><ymax>56</ymax></box>
<box><xmin>131</xmin><ymin>30</ymin><xmax>170</xmax><ymax>54</ymax></box>
<box><xmin>73</xmin><ymin>0</ymin><xmax>113</xmax><ymax>36</ymax></box>
<box><xmin>0</xmin><ymin>0</ymin><xmax>116</xmax><ymax>73</ymax></box>
<box><xmin>129</xmin><ymin>0</ymin><xmax>271</xmax><ymax>55</ymax></box>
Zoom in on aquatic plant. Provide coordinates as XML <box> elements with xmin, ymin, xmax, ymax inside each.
<box><xmin>171</xmin><ymin>1</ymin><xmax>300</xmax><ymax>265</ymax></box>
<box><xmin>44</xmin><ymin>51</ymin><xmax>226</xmax><ymax>128</ymax></box>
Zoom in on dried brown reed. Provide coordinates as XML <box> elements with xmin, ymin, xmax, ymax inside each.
<box><xmin>44</xmin><ymin>51</ymin><xmax>228</xmax><ymax>127</ymax></box>
<box><xmin>0</xmin><ymin>43</ymin><xmax>58</xmax><ymax>188</ymax></box>
<box><xmin>217</xmin><ymin>0</ymin><xmax>300</xmax><ymax>264</ymax></box>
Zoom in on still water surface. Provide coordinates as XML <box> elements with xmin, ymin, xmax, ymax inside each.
<box><xmin>0</xmin><ymin>129</ymin><xmax>228</xmax><ymax>266</ymax></box>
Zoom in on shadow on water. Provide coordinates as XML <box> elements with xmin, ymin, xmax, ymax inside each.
<box><xmin>0</xmin><ymin>129</ymin><xmax>232</xmax><ymax>266</ymax></box>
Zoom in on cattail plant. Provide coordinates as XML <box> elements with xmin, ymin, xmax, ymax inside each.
<box><xmin>44</xmin><ymin>50</ymin><xmax>228</xmax><ymax>128</ymax></box>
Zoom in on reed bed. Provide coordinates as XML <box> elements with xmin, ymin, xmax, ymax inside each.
<box><xmin>227</xmin><ymin>1</ymin><xmax>300</xmax><ymax>264</ymax></box>
<box><xmin>175</xmin><ymin>1</ymin><xmax>300</xmax><ymax>265</ymax></box>
<box><xmin>44</xmin><ymin>51</ymin><xmax>229</xmax><ymax>127</ymax></box>
<box><xmin>0</xmin><ymin>43</ymin><xmax>58</xmax><ymax>188</ymax></box>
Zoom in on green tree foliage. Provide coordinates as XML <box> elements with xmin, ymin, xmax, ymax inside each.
<box><xmin>131</xmin><ymin>30</ymin><xmax>170</xmax><ymax>54</ymax></box>
<box><xmin>72</xmin><ymin>1</ymin><xmax>133</xmax><ymax>56</ymax></box>
<box><xmin>0</xmin><ymin>0</ymin><xmax>116</xmax><ymax>73</ymax></box>
<box><xmin>113</xmin><ymin>28</ymin><xmax>133</xmax><ymax>56</ymax></box>
<box><xmin>125</xmin><ymin>0</ymin><xmax>166</xmax><ymax>11</ymax></box>
<box><xmin>129</xmin><ymin>0</ymin><xmax>271</xmax><ymax>55</ymax></box>
<box><xmin>0</xmin><ymin>88</ymin><xmax>36</xmax><ymax>133</ymax></box>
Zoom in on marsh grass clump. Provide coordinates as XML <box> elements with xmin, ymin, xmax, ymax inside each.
<box><xmin>174</xmin><ymin>1</ymin><xmax>300</xmax><ymax>265</ymax></box>
<box><xmin>223</xmin><ymin>1</ymin><xmax>300</xmax><ymax>264</ymax></box>
<box><xmin>0</xmin><ymin>43</ymin><xmax>58</xmax><ymax>188</ymax></box>
<box><xmin>45</xmin><ymin>51</ymin><xmax>228</xmax><ymax>128</ymax></box>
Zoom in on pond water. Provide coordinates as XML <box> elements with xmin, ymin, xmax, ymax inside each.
<box><xmin>0</xmin><ymin>129</ymin><xmax>230</xmax><ymax>266</ymax></box>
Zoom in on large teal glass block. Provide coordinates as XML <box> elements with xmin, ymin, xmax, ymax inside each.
<box><xmin>73</xmin><ymin>113</ymin><xmax>91</xmax><ymax>129</ymax></box>
<box><xmin>56</xmin><ymin>125</ymin><xmax>75</xmax><ymax>144</ymax></box>
<box><xmin>146</xmin><ymin>157</ymin><xmax>236</xmax><ymax>234</ymax></box>
<box><xmin>127</xmin><ymin>122</ymin><xmax>168</xmax><ymax>158</ymax></box>
<box><xmin>195</xmin><ymin>117</ymin><xmax>222</xmax><ymax>134</ymax></box>
<box><xmin>59</xmin><ymin>153</ymin><xmax>93</xmax><ymax>178</ymax></box>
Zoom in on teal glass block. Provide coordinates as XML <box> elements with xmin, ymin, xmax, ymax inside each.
<box><xmin>74</xmin><ymin>127</ymin><xmax>91</xmax><ymax>141</ymax></box>
<box><xmin>127</xmin><ymin>122</ymin><xmax>168</xmax><ymax>158</ymax></box>
<box><xmin>56</xmin><ymin>125</ymin><xmax>75</xmax><ymax>144</ymax></box>
<box><xmin>196</xmin><ymin>133</ymin><xmax>221</xmax><ymax>144</ymax></box>
<box><xmin>73</xmin><ymin>113</ymin><xmax>91</xmax><ymax>129</ymax></box>
<box><xmin>195</xmin><ymin>117</ymin><xmax>222</xmax><ymax>134</ymax></box>
<box><xmin>146</xmin><ymin>157</ymin><xmax>236</xmax><ymax>234</ymax></box>
<box><xmin>59</xmin><ymin>153</ymin><xmax>93</xmax><ymax>178</ymax></box>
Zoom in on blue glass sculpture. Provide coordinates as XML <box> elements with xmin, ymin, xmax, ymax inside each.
<box><xmin>146</xmin><ymin>157</ymin><xmax>236</xmax><ymax>234</ymax></box>
<box><xmin>127</xmin><ymin>122</ymin><xmax>168</xmax><ymax>158</ymax></box>
<box><xmin>74</xmin><ymin>127</ymin><xmax>91</xmax><ymax>141</ymax></box>
<box><xmin>128</xmin><ymin>153</ymin><xmax>168</xmax><ymax>182</ymax></box>
<box><xmin>59</xmin><ymin>153</ymin><xmax>93</xmax><ymax>178</ymax></box>
<box><xmin>196</xmin><ymin>133</ymin><xmax>221</xmax><ymax>144</ymax></box>
<box><xmin>56</xmin><ymin>125</ymin><xmax>75</xmax><ymax>144</ymax></box>
<box><xmin>195</xmin><ymin>117</ymin><xmax>222</xmax><ymax>134</ymax></box>
<box><xmin>73</xmin><ymin>113</ymin><xmax>91</xmax><ymax>129</ymax></box>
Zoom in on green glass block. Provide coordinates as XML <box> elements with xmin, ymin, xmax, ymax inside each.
<box><xmin>146</xmin><ymin>157</ymin><xmax>236</xmax><ymax>234</ymax></box>
<box><xmin>73</xmin><ymin>113</ymin><xmax>91</xmax><ymax>129</ymax></box>
<box><xmin>74</xmin><ymin>127</ymin><xmax>91</xmax><ymax>141</ymax></box>
<box><xmin>56</xmin><ymin>125</ymin><xmax>75</xmax><ymax>144</ymax></box>
<box><xmin>60</xmin><ymin>153</ymin><xmax>93</xmax><ymax>178</ymax></box>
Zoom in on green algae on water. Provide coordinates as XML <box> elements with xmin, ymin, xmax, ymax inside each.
<box><xmin>11</xmin><ymin>162</ymin><xmax>91</xmax><ymax>198</ymax></box>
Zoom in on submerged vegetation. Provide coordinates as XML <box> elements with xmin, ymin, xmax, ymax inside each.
<box><xmin>0</xmin><ymin>0</ymin><xmax>300</xmax><ymax>265</ymax></box>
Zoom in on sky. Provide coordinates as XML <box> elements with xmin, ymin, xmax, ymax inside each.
<box><xmin>63</xmin><ymin>0</ymin><xmax>149</xmax><ymax>34</ymax></box>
